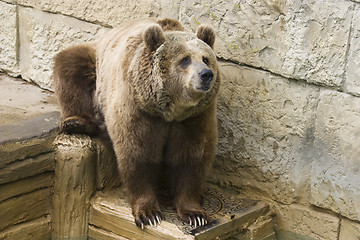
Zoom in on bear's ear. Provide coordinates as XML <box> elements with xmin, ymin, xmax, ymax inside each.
<box><xmin>196</xmin><ymin>25</ymin><xmax>215</xmax><ymax>49</ymax></box>
<box><xmin>143</xmin><ymin>25</ymin><xmax>166</xmax><ymax>51</ymax></box>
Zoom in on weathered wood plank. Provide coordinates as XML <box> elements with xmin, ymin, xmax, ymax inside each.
<box><xmin>0</xmin><ymin>152</ymin><xmax>54</xmax><ymax>185</ymax></box>
<box><xmin>0</xmin><ymin>138</ymin><xmax>55</xmax><ymax>168</ymax></box>
<box><xmin>90</xmin><ymin>198</ymin><xmax>186</xmax><ymax>240</ymax></box>
<box><xmin>89</xmin><ymin>185</ymin><xmax>273</xmax><ymax>240</ymax></box>
<box><xmin>193</xmin><ymin>202</ymin><xmax>269</xmax><ymax>240</ymax></box>
<box><xmin>241</xmin><ymin>212</ymin><xmax>275</xmax><ymax>240</ymax></box>
<box><xmin>0</xmin><ymin>172</ymin><xmax>53</xmax><ymax>202</ymax></box>
<box><xmin>52</xmin><ymin>134</ymin><xmax>96</xmax><ymax>240</ymax></box>
<box><xmin>0</xmin><ymin>111</ymin><xmax>59</xmax><ymax>167</ymax></box>
<box><xmin>0</xmin><ymin>215</ymin><xmax>51</xmax><ymax>240</ymax></box>
<box><xmin>88</xmin><ymin>225</ymin><xmax>129</xmax><ymax>240</ymax></box>
<box><xmin>0</xmin><ymin>188</ymin><xmax>52</xmax><ymax>231</ymax></box>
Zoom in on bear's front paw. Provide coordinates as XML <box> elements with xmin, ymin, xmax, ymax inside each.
<box><xmin>60</xmin><ymin>116</ymin><xmax>98</xmax><ymax>136</ymax></box>
<box><xmin>178</xmin><ymin>208</ymin><xmax>209</xmax><ymax>228</ymax></box>
<box><xmin>60</xmin><ymin>117</ymin><xmax>79</xmax><ymax>131</ymax></box>
<box><xmin>133</xmin><ymin>207</ymin><xmax>163</xmax><ymax>229</ymax></box>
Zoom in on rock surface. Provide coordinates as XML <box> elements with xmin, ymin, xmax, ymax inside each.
<box><xmin>0</xmin><ymin>2</ymin><xmax>17</xmax><ymax>75</ymax></box>
<box><xmin>345</xmin><ymin>5</ymin><xmax>360</xmax><ymax>96</ymax></box>
<box><xmin>213</xmin><ymin>62</ymin><xmax>319</xmax><ymax>205</ymax></box>
<box><xmin>179</xmin><ymin>0</ymin><xmax>354</xmax><ymax>89</ymax></box>
<box><xmin>339</xmin><ymin>219</ymin><xmax>360</xmax><ymax>240</ymax></box>
<box><xmin>17</xmin><ymin>0</ymin><xmax>181</xmax><ymax>27</ymax></box>
<box><xmin>311</xmin><ymin>90</ymin><xmax>360</xmax><ymax>222</ymax></box>
<box><xmin>275</xmin><ymin>204</ymin><xmax>339</xmax><ymax>240</ymax></box>
<box><xmin>18</xmin><ymin>7</ymin><xmax>105</xmax><ymax>90</ymax></box>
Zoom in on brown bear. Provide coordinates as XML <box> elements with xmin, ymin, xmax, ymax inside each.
<box><xmin>53</xmin><ymin>18</ymin><xmax>220</xmax><ymax>229</ymax></box>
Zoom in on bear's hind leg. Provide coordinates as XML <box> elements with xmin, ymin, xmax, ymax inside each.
<box><xmin>53</xmin><ymin>44</ymin><xmax>98</xmax><ymax>136</ymax></box>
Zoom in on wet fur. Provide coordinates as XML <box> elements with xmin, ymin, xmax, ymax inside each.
<box><xmin>53</xmin><ymin>18</ymin><xmax>219</xmax><ymax>228</ymax></box>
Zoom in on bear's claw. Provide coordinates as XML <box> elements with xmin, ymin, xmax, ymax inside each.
<box><xmin>135</xmin><ymin>211</ymin><xmax>162</xmax><ymax>229</ymax></box>
<box><xmin>156</xmin><ymin>215</ymin><xmax>161</xmax><ymax>224</ymax></box>
<box><xmin>179</xmin><ymin>207</ymin><xmax>209</xmax><ymax>228</ymax></box>
<box><xmin>188</xmin><ymin>216</ymin><xmax>207</xmax><ymax>228</ymax></box>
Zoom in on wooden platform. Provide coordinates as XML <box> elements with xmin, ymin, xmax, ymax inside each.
<box><xmin>88</xmin><ymin>185</ymin><xmax>275</xmax><ymax>240</ymax></box>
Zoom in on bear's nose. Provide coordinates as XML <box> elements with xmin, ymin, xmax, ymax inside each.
<box><xmin>199</xmin><ymin>69</ymin><xmax>214</xmax><ymax>85</ymax></box>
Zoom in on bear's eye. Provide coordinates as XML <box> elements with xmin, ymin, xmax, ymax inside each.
<box><xmin>179</xmin><ymin>56</ymin><xmax>191</xmax><ymax>69</ymax></box>
<box><xmin>203</xmin><ymin>56</ymin><xmax>209</xmax><ymax>65</ymax></box>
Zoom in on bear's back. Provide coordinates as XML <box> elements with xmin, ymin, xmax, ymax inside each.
<box><xmin>94</xmin><ymin>19</ymin><xmax>161</xmax><ymax>108</ymax></box>
<box><xmin>96</xmin><ymin>18</ymin><xmax>159</xmax><ymax>69</ymax></box>
<box><xmin>96</xmin><ymin>18</ymin><xmax>184</xmax><ymax>70</ymax></box>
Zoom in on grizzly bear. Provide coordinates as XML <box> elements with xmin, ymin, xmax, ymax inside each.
<box><xmin>53</xmin><ymin>18</ymin><xmax>220</xmax><ymax>229</ymax></box>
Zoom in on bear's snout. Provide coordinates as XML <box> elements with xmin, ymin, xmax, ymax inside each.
<box><xmin>199</xmin><ymin>69</ymin><xmax>213</xmax><ymax>91</ymax></box>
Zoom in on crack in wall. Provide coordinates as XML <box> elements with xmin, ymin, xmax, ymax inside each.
<box><xmin>218</xmin><ymin>56</ymin><xmax>360</xmax><ymax>99</ymax></box>
<box><xmin>341</xmin><ymin>3</ymin><xmax>356</xmax><ymax>93</ymax></box>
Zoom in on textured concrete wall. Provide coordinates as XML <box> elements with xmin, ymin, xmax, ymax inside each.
<box><xmin>0</xmin><ymin>2</ymin><xmax>17</xmax><ymax>75</ymax></box>
<box><xmin>0</xmin><ymin>0</ymin><xmax>360</xmax><ymax>238</ymax></box>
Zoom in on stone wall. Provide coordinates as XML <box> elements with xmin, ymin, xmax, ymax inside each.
<box><xmin>1</xmin><ymin>0</ymin><xmax>360</xmax><ymax>239</ymax></box>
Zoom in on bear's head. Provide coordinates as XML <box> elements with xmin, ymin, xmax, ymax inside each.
<box><xmin>142</xmin><ymin>24</ymin><xmax>220</xmax><ymax>122</ymax></box>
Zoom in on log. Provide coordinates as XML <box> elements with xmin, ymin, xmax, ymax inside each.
<box><xmin>0</xmin><ymin>188</ymin><xmax>52</xmax><ymax>231</ymax></box>
<box><xmin>0</xmin><ymin>172</ymin><xmax>53</xmax><ymax>202</ymax></box>
<box><xmin>0</xmin><ymin>216</ymin><xmax>51</xmax><ymax>240</ymax></box>
<box><xmin>88</xmin><ymin>225</ymin><xmax>129</xmax><ymax>240</ymax></box>
<box><xmin>0</xmin><ymin>152</ymin><xmax>54</xmax><ymax>185</ymax></box>
<box><xmin>52</xmin><ymin>133</ymin><xmax>96</xmax><ymax>240</ymax></box>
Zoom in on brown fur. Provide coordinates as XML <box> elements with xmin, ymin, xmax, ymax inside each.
<box><xmin>53</xmin><ymin>18</ymin><xmax>220</xmax><ymax>228</ymax></box>
<box><xmin>53</xmin><ymin>44</ymin><xmax>99</xmax><ymax>136</ymax></box>
<box><xmin>157</xmin><ymin>18</ymin><xmax>185</xmax><ymax>31</ymax></box>
<box><xmin>196</xmin><ymin>25</ymin><xmax>216</xmax><ymax>49</ymax></box>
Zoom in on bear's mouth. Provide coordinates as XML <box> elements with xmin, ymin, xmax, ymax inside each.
<box><xmin>196</xmin><ymin>85</ymin><xmax>211</xmax><ymax>92</ymax></box>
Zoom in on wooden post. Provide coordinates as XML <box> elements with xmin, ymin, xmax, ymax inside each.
<box><xmin>52</xmin><ymin>134</ymin><xmax>96</xmax><ymax>240</ymax></box>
